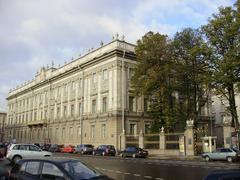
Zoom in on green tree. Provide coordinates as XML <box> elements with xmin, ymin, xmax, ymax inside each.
<box><xmin>171</xmin><ymin>28</ymin><xmax>212</xmax><ymax>127</ymax></box>
<box><xmin>132</xmin><ymin>32</ymin><xmax>180</xmax><ymax>132</ymax></box>
<box><xmin>202</xmin><ymin>1</ymin><xmax>240</xmax><ymax>130</ymax></box>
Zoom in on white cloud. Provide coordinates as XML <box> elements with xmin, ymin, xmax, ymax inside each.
<box><xmin>0</xmin><ymin>0</ymin><xmax>235</xmax><ymax>110</ymax></box>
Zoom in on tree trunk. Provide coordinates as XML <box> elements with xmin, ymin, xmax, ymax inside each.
<box><xmin>227</xmin><ymin>84</ymin><xmax>239</xmax><ymax>130</ymax></box>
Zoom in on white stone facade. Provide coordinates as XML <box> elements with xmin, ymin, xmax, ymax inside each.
<box><xmin>5</xmin><ymin>39</ymin><xmax>151</xmax><ymax>150</ymax></box>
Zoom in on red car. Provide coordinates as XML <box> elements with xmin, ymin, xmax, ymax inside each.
<box><xmin>62</xmin><ymin>145</ymin><xmax>75</xmax><ymax>153</ymax></box>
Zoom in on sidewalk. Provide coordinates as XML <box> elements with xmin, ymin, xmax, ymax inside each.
<box><xmin>148</xmin><ymin>154</ymin><xmax>202</xmax><ymax>161</ymax></box>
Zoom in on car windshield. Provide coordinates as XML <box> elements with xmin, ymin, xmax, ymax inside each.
<box><xmin>232</xmin><ymin>148</ymin><xmax>239</xmax><ymax>152</ymax></box>
<box><xmin>61</xmin><ymin>161</ymin><xmax>101</xmax><ymax>179</ymax></box>
<box><xmin>85</xmin><ymin>145</ymin><xmax>93</xmax><ymax>148</ymax></box>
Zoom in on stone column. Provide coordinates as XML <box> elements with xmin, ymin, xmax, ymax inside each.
<box><xmin>184</xmin><ymin>119</ymin><xmax>194</xmax><ymax>156</ymax></box>
<box><xmin>223</xmin><ymin>116</ymin><xmax>232</xmax><ymax>148</ymax></box>
<box><xmin>139</xmin><ymin>130</ymin><xmax>144</xmax><ymax>148</ymax></box>
<box><xmin>159</xmin><ymin>127</ymin><xmax>165</xmax><ymax>151</ymax></box>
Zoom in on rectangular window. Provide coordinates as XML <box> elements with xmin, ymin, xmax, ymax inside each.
<box><xmin>55</xmin><ymin>128</ymin><xmax>58</xmax><ymax>140</ymax></box>
<box><xmin>103</xmin><ymin>69</ymin><xmax>108</xmax><ymax>80</ymax></box>
<box><xmin>92</xmin><ymin>73</ymin><xmax>97</xmax><ymax>84</ymax></box>
<box><xmin>69</xmin><ymin>127</ymin><xmax>73</xmax><ymax>136</ymax></box>
<box><xmin>22</xmin><ymin>114</ymin><xmax>24</xmax><ymax>123</ymax></box>
<box><xmin>145</xmin><ymin>124</ymin><xmax>151</xmax><ymax>134</ymax></box>
<box><xmin>101</xmin><ymin>124</ymin><xmax>106</xmax><ymax>138</ymax></box>
<box><xmin>44</xmin><ymin>110</ymin><xmax>47</xmax><ymax>119</ymax></box>
<box><xmin>102</xmin><ymin>97</ymin><xmax>107</xmax><ymax>113</ymax></box>
<box><xmin>128</xmin><ymin>68</ymin><xmax>134</xmax><ymax>79</ymax></box>
<box><xmin>130</xmin><ymin>123</ymin><xmax>137</xmax><ymax>135</ymax></box>
<box><xmin>51</xmin><ymin>108</ymin><xmax>54</xmax><ymax>120</ymax></box>
<box><xmin>144</xmin><ymin>98</ymin><xmax>148</xmax><ymax>112</ymax></box>
<box><xmin>71</xmin><ymin>81</ymin><xmax>75</xmax><ymax>91</ymax></box>
<box><xmin>79</xmin><ymin>79</ymin><xmax>82</xmax><ymax>88</ymax></box>
<box><xmin>64</xmin><ymin>84</ymin><xmax>67</xmax><ymax>93</ymax></box>
<box><xmin>91</xmin><ymin>125</ymin><xmax>95</xmax><ymax>138</ymax></box>
<box><xmin>71</xmin><ymin>104</ymin><xmax>74</xmax><ymax>117</ymax></box>
<box><xmin>34</xmin><ymin>112</ymin><xmax>37</xmax><ymax>121</ymax></box>
<box><xmin>63</xmin><ymin>106</ymin><xmax>67</xmax><ymax>117</ymax></box>
<box><xmin>77</xmin><ymin>126</ymin><xmax>81</xmax><ymax>137</ymax></box>
<box><xmin>57</xmin><ymin>107</ymin><xmax>60</xmax><ymax>118</ymax></box>
<box><xmin>129</xmin><ymin>96</ymin><xmax>134</xmax><ymax>112</ymax></box>
<box><xmin>92</xmin><ymin>100</ymin><xmax>96</xmax><ymax>114</ymax></box>
<box><xmin>79</xmin><ymin>102</ymin><xmax>81</xmax><ymax>116</ymax></box>
<box><xmin>49</xmin><ymin>128</ymin><xmax>52</xmax><ymax>139</ymax></box>
<box><xmin>62</xmin><ymin>128</ymin><xmax>65</xmax><ymax>139</ymax></box>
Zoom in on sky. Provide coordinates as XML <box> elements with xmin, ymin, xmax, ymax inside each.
<box><xmin>0</xmin><ymin>0</ymin><xmax>236</xmax><ymax>111</ymax></box>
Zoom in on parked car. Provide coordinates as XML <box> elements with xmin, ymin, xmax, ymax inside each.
<box><xmin>41</xmin><ymin>143</ymin><xmax>51</xmax><ymax>151</ymax></box>
<box><xmin>9</xmin><ymin>158</ymin><xmax>111</xmax><ymax>180</ymax></box>
<box><xmin>93</xmin><ymin>145</ymin><xmax>116</xmax><ymax>156</ymax></box>
<box><xmin>62</xmin><ymin>145</ymin><xmax>75</xmax><ymax>153</ymax></box>
<box><xmin>204</xmin><ymin>169</ymin><xmax>240</xmax><ymax>180</ymax></box>
<box><xmin>120</xmin><ymin>147</ymin><xmax>148</xmax><ymax>158</ymax></box>
<box><xmin>34</xmin><ymin>143</ymin><xmax>41</xmax><ymax>148</ymax></box>
<box><xmin>74</xmin><ymin>144</ymin><xmax>94</xmax><ymax>154</ymax></box>
<box><xmin>0</xmin><ymin>143</ymin><xmax>7</xmax><ymax>157</ymax></box>
<box><xmin>48</xmin><ymin>144</ymin><xmax>63</xmax><ymax>152</ymax></box>
<box><xmin>202</xmin><ymin>148</ymin><xmax>240</xmax><ymax>162</ymax></box>
<box><xmin>6</xmin><ymin>143</ymin><xmax>52</xmax><ymax>163</ymax></box>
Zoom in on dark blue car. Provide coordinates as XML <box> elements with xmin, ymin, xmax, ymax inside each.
<box><xmin>92</xmin><ymin>145</ymin><xmax>116</xmax><ymax>156</ymax></box>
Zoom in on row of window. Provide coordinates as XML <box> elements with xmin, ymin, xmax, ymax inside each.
<box><xmin>8</xmin><ymin>95</ymin><xmax>149</xmax><ymax>125</ymax></box>
<box><xmin>9</xmin><ymin>67</ymin><xmax>135</xmax><ymax>112</ymax></box>
<box><xmin>7</xmin><ymin>124</ymin><xmax>107</xmax><ymax>141</ymax></box>
<box><xmin>7</xmin><ymin>123</ymin><xmax>151</xmax><ymax>142</ymax></box>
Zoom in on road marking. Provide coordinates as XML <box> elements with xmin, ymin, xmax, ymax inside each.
<box><xmin>155</xmin><ymin>178</ymin><xmax>164</xmax><ymax>180</ymax></box>
<box><xmin>144</xmin><ymin>175</ymin><xmax>153</xmax><ymax>179</ymax></box>
<box><xmin>115</xmin><ymin>171</ymin><xmax>122</xmax><ymax>173</ymax></box>
<box><xmin>133</xmin><ymin>174</ymin><xmax>141</xmax><ymax>176</ymax></box>
<box><xmin>124</xmin><ymin>172</ymin><xmax>131</xmax><ymax>175</ymax></box>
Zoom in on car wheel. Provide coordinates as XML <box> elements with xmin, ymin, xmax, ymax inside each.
<box><xmin>132</xmin><ymin>153</ymin><xmax>136</xmax><ymax>158</ymax></box>
<box><xmin>227</xmin><ymin>157</ymin><xmax>233</xmax><ymax>162</ymax></box>
<box><xmin>205</xmin><ymin>156</ymin><xmax>210</xmax><ymax>161</ymax></box>
<box><xmin>12</xmin><ymin>155</ymin><xmax>22</xmax><ymax>164</ymax></box>
<box><xmin>102</xmin><ymin>152</ymin><xmax>106</xmax><ymax>156</ymax></box>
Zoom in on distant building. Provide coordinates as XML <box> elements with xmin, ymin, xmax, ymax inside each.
<box><xmin>212</xmin><ymin>93</ymin><xmax>240</xmax><ymax>146</ymax></box>
<box><xmin>5</xmin><ymin>38</ymin><xmax>152</xmax><ymax>149</ymax></box>
<box><xmin>0</xmin><ymin>111</ymin><xmax>7</xmax><ymax>142</ymax></box>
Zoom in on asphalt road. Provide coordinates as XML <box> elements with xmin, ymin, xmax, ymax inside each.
<box><xmin>53</xmin><ymin>153</ymin><xmax>240</xmax><ymax>180</ymax></box>
<box><xmin>1</xmin><ymin>153</ymin><xmax>240</xmax><ymax>180</ymax></box>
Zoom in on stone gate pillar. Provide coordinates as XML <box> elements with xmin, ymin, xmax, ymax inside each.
<box><xmin>223</xmin><ymin>116</ymin><xmax>233</xmax><ymax>148</ymax></box>
<box><xmin>184</xmin><ymin>119</ymin><xmax>194</xmax><ymax>156</ymax></box>
<box><xmin>159</xmin><ymin>127</ymin><xmax>165</xmax><ymax>151</ymax></box>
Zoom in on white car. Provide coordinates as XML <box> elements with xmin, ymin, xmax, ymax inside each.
<box><xmin>6</xmin><ymin>144</ymin><xmax>52</xmax><ymax>163</ymax></box>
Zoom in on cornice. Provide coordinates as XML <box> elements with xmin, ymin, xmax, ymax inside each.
<box><xmin>7</xmin><ymin>50</ymin><xmax>136</xmax><ymax>100</ymax></box>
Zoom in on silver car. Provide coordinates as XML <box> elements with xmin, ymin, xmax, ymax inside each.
<box><xmin>202</xmin><ymin>148</ymin><xmax>240</xmax><ymax>162</ymax></box>
<box><xmin>6</xmin><ymin>143</ymin><xmax>52</xmax><ymax>163</ymax></box>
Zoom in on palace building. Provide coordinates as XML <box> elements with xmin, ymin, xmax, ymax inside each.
<box><xmin>5</xmin><ymin>38</ymin><xmax>151</xmax><ymax>149</ymax></box>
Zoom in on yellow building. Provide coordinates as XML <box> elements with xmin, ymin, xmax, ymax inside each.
<box><xmin>5</xmin><ymin>38</ymin><xmax>151</xmax><ymax>150</ymax></box>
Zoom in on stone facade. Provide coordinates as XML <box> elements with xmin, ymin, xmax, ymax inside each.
<box><xmin>5</xmin><ymin>39</ymin><xmax>151</xmax><ymax>150</ymax></box>
<box><xmin>0</xmin><ymin>111</ymin><xmax>7</xmax><ymax>142</ymax></box>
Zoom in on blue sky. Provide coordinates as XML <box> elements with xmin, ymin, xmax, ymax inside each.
<box><xmin>0</xmin><ymin>0</ymin><xmax>236</xmax><ymax>111</ymax></box>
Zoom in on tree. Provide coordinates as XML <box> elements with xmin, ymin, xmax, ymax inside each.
<box><xmin>171</xmin><ymin>28</ymin><xmax>212</xmax><ymax>127</ymax></box>
<box><xmin>202</xmin><ymin>1</ymin><xmax>240</xmax><ymax>130</ymax></box>
<box><xmin>132</xmin><ymin>32</ymin><xmax>180</xmax><ymax>132</ymax></box>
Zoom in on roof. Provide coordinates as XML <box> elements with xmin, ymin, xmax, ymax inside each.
<box><xmin>18</xmin><ymin>157</ymin><xmax>79</xmax><ymax>164</ymax></box>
